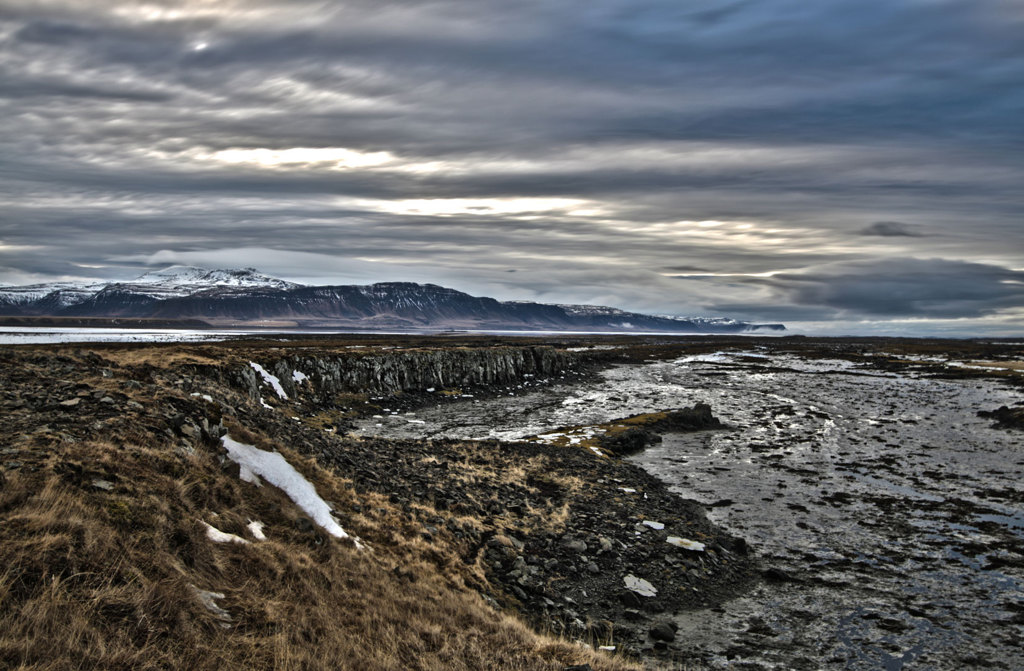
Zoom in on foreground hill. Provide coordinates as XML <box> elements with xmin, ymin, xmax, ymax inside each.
<box><xmin>0</xmin><ymin>266</ymin><xmax>784</xmax><ymax>333</ymax></box>
<box><xmin>0</xmin><ymin>338</ymin><xmax>755</xmax><ymax>670</ymax></box>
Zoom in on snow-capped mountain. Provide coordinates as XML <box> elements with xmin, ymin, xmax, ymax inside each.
<box><xmin>132</xmin><ymin>266</ymin><xmax>302</xmax><ymax>292</ymax></box>
<box><xmin>0</xmin><ymin>267</ymin><xmax>784</xmax><ymax>333</ymax></box>
<box><xmin>0</xmin><ymin>267</ymin><xmax>301</xmax><ymax>310</ymax></box>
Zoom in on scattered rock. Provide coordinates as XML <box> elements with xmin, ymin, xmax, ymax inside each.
<box><xmin>978</xmin><ymin>406</ymin><xmax>1024</xmax><ymax>429</ymax></box>
<box><xmin>620</xmin><ymin>591</ymin><xmax>643</xmax><ymax>608</ymax></box>
<box><xmin>653</xmin><ymin>403</ymin><xmax>723</xmax><ymax>431</ymax></box>
<box><xmin>763</xmin><ymin>567</ymin><xmax>798</xmax><ymax>583</ymax></box>
<box><xmin>562</xmin><ymin>537</ymin><xmax>588</xmax><ymax>554</ymax></box>
<box><xmin>598</xmin><ymin>428</ymin><xmax>662</xmax><ymax>455</ymax></box>
<box><xmin>649</xmin><ymin>621</ymin><xmax>678</xmax><ymax>642</ymax></box>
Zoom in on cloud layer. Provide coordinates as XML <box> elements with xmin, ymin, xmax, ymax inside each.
<box><xmin>1</xmin><ymin>0</ymin><xmax>1022</xmax><ymax>333</ymax></box>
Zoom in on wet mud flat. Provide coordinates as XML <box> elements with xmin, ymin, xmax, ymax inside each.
<box><xmin>357</xmin><ymin>341</ymin><xmax>1024</xmax><ymax>670</ymax></box>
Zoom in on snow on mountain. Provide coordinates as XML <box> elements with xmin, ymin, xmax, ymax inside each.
<box><xmin>133</xmin><ymin>266</ymin><xmax>212</xmax><ymax>284</ymax></box>
<box><xmin>131</xmin><ymin>266</ymin><xmax>303</xmax><ymax>291</ymax></box>
<box><xmin>0</xmin><ymin>282</ymin><xmax>105</xmax><ymax>307</ymax></box>
<box><xmin>553</xmin><ymin>303</ymin><xmax>632</xmax><ymax>317</ymax></box>
<box><xmin>0</xmin><ymin>266</ymin><xmax>305</xmax><ymax>307</ymax></box>
<box><xmin>654</xmin><ymin>314</ymin><xmax>741</xmax><ymax>326</ymax></box>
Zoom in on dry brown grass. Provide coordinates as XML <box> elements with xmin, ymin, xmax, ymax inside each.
<box><xmin>521</xmin><ymin>411</ymin><xmax>673</xmax><ymax>453</ymax></box>
<box><xmin>0</xmin><ymin>434</ymin><xmax>639</xmax><ymax>671</ymax></box>
<box><xmin>87</xmin><ymin>346</ymin><xmax>226</xmax><ymax>368</ymax></box>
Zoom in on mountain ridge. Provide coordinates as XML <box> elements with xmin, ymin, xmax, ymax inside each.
<box><xmin>0</xmin><ymin>267</ymin><xmax>784</xmax><ymax>333</ymax></box>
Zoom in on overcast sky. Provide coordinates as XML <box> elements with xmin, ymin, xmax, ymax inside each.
<box><xmin>1</xmin><ymin>0</ymin><xmax>1022</xmax><ymax>335</ymax></box>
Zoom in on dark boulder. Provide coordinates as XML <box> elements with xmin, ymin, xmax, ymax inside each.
<box><xmin>597</xmin><ymin>428</ymin><xmax>661</xmax><ymax>456</ymax></box>
<box><xmin>650</xmin><ymin>621</ymin><xmax>678</xmax><ymax>642</ymax></box>
<box><xmin>978</xmin><ymin>405</ymin><xmax>1024</xmax><ymax>429</ymax></box>
<box><xmin>650</xmin><ymin>403</ymin><xmax>723</xmax><ymax>432</ymax></box>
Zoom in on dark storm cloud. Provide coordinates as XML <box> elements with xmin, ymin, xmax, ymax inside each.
<box><xmin>1</xmin><ymin>0</ymin><xmax>1022</xmax><ymax>332</ymax></box>
<box><xmin>858</xmin><ymin>222</ymin><xmax>925</xmax><ymax>238</ymax></box>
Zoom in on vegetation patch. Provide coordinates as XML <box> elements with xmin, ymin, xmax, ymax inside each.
<box><xmin>524</xmin><ymin>404</ymin><xmax>723</xmax><ymax>458</ymax></box>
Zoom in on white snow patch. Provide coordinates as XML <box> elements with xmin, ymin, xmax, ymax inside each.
<box><xmin>259</xmin><ymin>398</ymin><xmax>273</xmax><ymax>409</ymax></box>
<box><xmin>642</xmin><ymin>520</ymin><xmax>665</xmax><ymax>530</ymax></box>
<box><xmin>190</xmin><ymin>585</ymin><xmax>232</xmax><ymax>625</ymax></box>
<box><xmin>292</xmin><ymin>370</ymin><xmax>309</xmax><ymax>384</ymax></box>
<box><xmin>247</xmin><ymin>520</ymin><xmax>267</xmax><ymax>540</ymax></box>
<box><xmin>190</xmin><ymin>392</ymin><xmax>214</xmax><ymax>402</ymax></box>
<box><xmin>249</xmin><ymin>362</ymin><xmax>288</xmax><ymax>399</ymax></box>
<box><xmin>678</xmin><ymin>351</ymin><xmax>734</xmax><ymax>364</ymax></box>
<box><xmin>203</xmin><ymin>521</ymin><xmax>248</xmax><ymax>544</ymax></box>
<box><xmin>623</xmin><ymin>574</ymin><xmax>657</xmax><ymax>597</ymax></box>
<box><xmin>948</xmin><ymin>360</ymin><xmax>1011</xmax><ymax>371</ymax></box>
<box><xmin>619</xmin><ymin>487</ymin><xmax>637</xmax><ymax>493</ymax></box>
<box><xmin>589</xmin><ymin>446</ymin><xmax>605</xmax><ymax>457</ymax></box>
<box><xmin>667</xmin><ymin>536</ymin><xmax>706</xmax><ymax>551</ymax></box>
<box><xmin>221</xmin><ymin>435</ymin><xmax>360</xmax><ymax>547</ymax></box>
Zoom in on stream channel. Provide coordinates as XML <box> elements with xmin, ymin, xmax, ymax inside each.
<box><xmin>356</xmin><ymin>350</ymin><xmax>1024</xmax><ymax>670</ymax></box>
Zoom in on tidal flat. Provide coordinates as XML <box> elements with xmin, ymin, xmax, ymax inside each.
<box><xmin>356</xmin><ymin>337</ymin><xmax>1024</xmax><ymax>669</ymax></box>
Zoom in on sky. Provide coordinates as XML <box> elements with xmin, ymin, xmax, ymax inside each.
<box><xmin>1</xmin><ymin>0</ymin><xmax>1023</xmax><ymax>336</ymax></box>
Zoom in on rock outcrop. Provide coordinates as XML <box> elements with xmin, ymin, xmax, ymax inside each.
<box><xmin>230</xmin><ymin>346</ymin><xmax>577</xmax><ymax>400</ymax></box>
<box><xmin>978</xmin><ymin>405</ymin><xmax>1024</xmax><ymax>429</ymax></box>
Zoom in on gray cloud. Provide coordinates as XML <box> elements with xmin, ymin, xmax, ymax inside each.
<box><xmin>706</xmin><ymin>258</ymin><xmax>1024</xmax><ymax>320</ymax></box>
<box><xmin>859</xmin><ymin>222</ymin><xmax>925</xmax><ymax>237</ymax></box>
<box><xmin>0</xmin><ymin>0</ymin><xmax>1022</xmax><ymax>333</ymax></box>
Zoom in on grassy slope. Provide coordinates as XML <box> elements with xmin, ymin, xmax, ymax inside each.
<box><xmin>0</xmin><ymin>349</ymin><xmax>637</xmax><ymax>671</ymax></box>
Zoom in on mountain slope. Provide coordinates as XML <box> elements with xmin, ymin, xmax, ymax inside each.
<box><xmin>0</xmin><ymin>267</ymin><xmax>784</xmax><ymax>332</ymax></box>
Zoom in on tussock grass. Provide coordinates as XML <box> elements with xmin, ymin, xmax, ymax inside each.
<box><xmin>0</xmin><ymin>434</ymin><xmax>638</xmax><ymax>671</ymax></box>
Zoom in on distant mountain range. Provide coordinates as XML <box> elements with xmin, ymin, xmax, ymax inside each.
<box><xmin>0</xmin><ymin>266</ymin><xmax>785</xmax><ymax>333</ymax></box>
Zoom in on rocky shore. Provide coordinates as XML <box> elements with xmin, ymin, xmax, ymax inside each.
<box><xmin>199</xmin><ymin>343</ymin><xmax>759</xmax><ymax>659</ymax></box>
<box><xmin>4</xmin><ymin>334</ymin><xmax>1019</xmax><ymax>669</ymax></box>
<box><xmin>0</xmin><ymin>338</ymin><xmax>760</xmax><ymax>667</ymax></box>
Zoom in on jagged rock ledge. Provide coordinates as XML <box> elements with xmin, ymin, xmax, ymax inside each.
<box><xmin>228</xmin><ymin>345</ymin><xmax>578</xmax><ymax>400</ymax></box>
